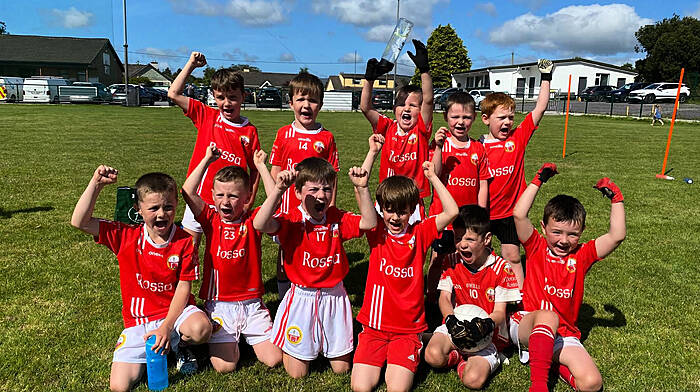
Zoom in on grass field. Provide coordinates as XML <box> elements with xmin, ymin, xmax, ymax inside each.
<box><xmin>0</xmin><ymin>104</ymin><xmax>699</xmax><ymax>391</ymax></box>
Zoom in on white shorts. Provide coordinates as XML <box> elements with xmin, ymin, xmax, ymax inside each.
<box><xmin>374</xmin><ymin>201</ymin><xmax>423</xmax><ymax>225</ymax></box>
<box><xmin>206</xmin><ymin>298</ymin><xmax>273</xmax><ymax>346</ymax></box>
<box><xmin>182</xmin><ymin>204</ymin><xmax>203</xmax><ymax>234</ymax></box>
<box><xmin>270</xmin><ymin>282</ymin><xmax>353</xmax><ymax>361</ymax></box>
<box><xmin>434</xmin><ymin>324</ymin><xmax>501</xmax><ymax>373</ymax></box>
<box><xmin>112</xmin><ymin>305</ymin><xmax>203</xmax><ymax>363</ymax></box>
<box><xmin>509</xmin><ymin>311</ymin><xmax>584</xmax><ymax>364</ymax></box>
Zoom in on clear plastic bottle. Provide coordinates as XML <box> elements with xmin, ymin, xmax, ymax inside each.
<box><xmin>145</xmin><ymin>335</ymin><xmax>168</xmax><ymax>391</ymax></box>
<box><xmin>381</xmin><ymin>18</ymin><xmax>414</xmax><ymax>64</ymax></box>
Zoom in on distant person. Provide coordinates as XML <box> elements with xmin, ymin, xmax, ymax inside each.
<box><xmin>186</xmin><ymin>83</ymin><xmax>194</xmax><ymax>98</ymax></box>
<box><xmin>70</xmin><ymin>167</ymin><xmax>212</xmax><ymax>391</ymax></box>
<box><xmin>651</xmin><ymin>104</ymin><xmax>664</xmax><ymax>126</ymax></box>
<box><xmin>168</xmin><ymin>52</ymin><xmax>261</xmax><ymax>252</ymax></box>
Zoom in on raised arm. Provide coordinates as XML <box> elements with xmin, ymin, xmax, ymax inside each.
<box><xmin>71</xmin><ymin>165</ymin><xmax>118</xmax><ymax>236</ymax></box>
<box><xmin>424</xmin><ymin>161</ymin><xmax>458</xmax><ymax>231</ymax></box>
<box><xmin>431</xmin><ymin>127</ymin><xmax>448</xmax><ymax>177</ymax></box>
<box><xmin>348</xmin><ymin>166</ymin><xmax>377</xmax><ymax>230</ymax></box>
<box><xmin>253</xmin><ymin>150</ymin><xmax>276</xmax><ymax>197</ymax></box>
<box><xmin>361</xmin><ymin>134</ymin><xmax>384</xmax><ymax>175</ymax></box>
<box><xmin>181</xmin><ymin>145</ymin><xmax>219</xmax><ymax>218</ymax></box>
<box><xmin>593</xmin><ymin>178</ymin><xmax>626</xmax><ymax>259</ymax></box>
<box><xmin>513</xmin><ymin>163</ymin><xmax>558</xmax><ymax>243</ymax></box>
<box><xmin>253</xmin><ymin>170</ymin><xmax>295</xmax><ymax>234</ymax></box>
<box><xmin>407</xmin><ymin>40</ymin><xmax>434</xmax><ymax>127</ymax></box>
<box><xmin>438</xmin><ymin>289</ymin><xmax>455</xmax><ymax>318</ymax></box>
<box><xmin>168</xmin><ymin>51</ymin><xmax>207</xmax><ymax>111</ymax></box>
<box><xmin>360</xmin><ymin>58</ymin><xmax>394</xmax><ymax>128</ymax></box>
<box><xmin>477</xmin><ymin>179</ymin><xmax>489</xmax><ymax>209</ymax></box>
<box><xmin>531</xmin><ymin>59</ymin><xmax>553</xmax><ymax>126</ymax></box>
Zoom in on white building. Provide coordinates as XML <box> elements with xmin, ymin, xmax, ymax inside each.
<box><xmin>451</xmin><ymin>58</ymin><xmax>637</xmax><ymax>98</ymax></box>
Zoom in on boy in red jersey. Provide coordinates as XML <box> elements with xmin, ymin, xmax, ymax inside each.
<box><xmin>268</xmin><ymin>72</ymin><xmax>339</xmax><ymax>298</ymax></box>
<box><xmin>426</xmin><ymin>91</ymin><xmax>492</xmax><ymax>302</ymax></box>
<box><xmin>424</xmin><ymin>205</ymin><xmax>521</xmax><ymax>389</ymax></box>
<box><xmin>254</xmin><ymin>157</ymin><xmax>377</xmax><ymax>378</ymax></box>
<box><xmin>169</xmin><ymin>51</ymin><xmax>261</xmax><ymax>249</ymax></box>
<box><xmin>71</xmin><ymin>167</ymin><xmax>212</xmax><ymax>392</ymax></box>
<box><xmin>479</xmin><ymin>59</ymin><xmax>554</xmax><ymax>288</ymax></box>
<box><xmin>351</xmin><ymin>143</ymin><xmax>458</xmax><ymax>391</ymax></box>
<box><xmin>360</xmin><ymin>39</ymin><xmax>434</xmax><ymax>224</ymax></box>
<box><xmin>511</xmin><ymin>163</ymin><xmax>626</xmax><ymax>392</ymax></box>
<box><xmin>181</xmin><ymin>146</ymin><xmax>281</xmax><ymax>373</ymax></box>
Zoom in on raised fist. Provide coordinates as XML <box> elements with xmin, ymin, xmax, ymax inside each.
<box><xmin>594</xmin><ymin>177</ymin><xmax>624</xmax><ymax>203</ymax></box>
<box><xmin>532</xmin><ymin>162</ymin><xmax>558</xmax><ymax>187</ymax></box>
<box><xmin>538</xmin><ymin>59</ymin><xmax>553</xmax><ymax>81</ymax></box>
<box><xmin>407</xmin><ymin>39</ymin><xmax>430</xmax><ymax>73</ymax></box>
<box><xmin>189</xmin><ymin>51</ymin><xmax>207</xmax><ymax>68</ymax></box>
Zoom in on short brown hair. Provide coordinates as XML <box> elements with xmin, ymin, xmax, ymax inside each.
<box><xmin>211</xmin><ymin>68</ymin><xmax>245</xmax><ymax>94</ymax></box>
<box><xmin>394</xmin><ymin>85</ymin><xmax>422</xmax><ymax>109</ymax></box>
<box><xmin>376</xmin><ymin>176</ymin><xmax>420</xmax><ymax>213</ymax></box>
<box><xmin>214</xmin><ymin>165</ymin><xmax>250</xmax><ymax>189</ymax></box>
<box><xmin>289</xmin><ymin>72</ymin><xmax>324</xmax><ymax>103</ymax></box>
<box><xmin>134</xmin><ymin>172</ymin><xmax>177</xmax><ymax>202</ymax></box>
<box><xmin>444</xmin><ymin>91</ymin><xmax>476</xmax><ymax>114</ymax></box>
<box><xmin>294</xmin><ymin>157</ymin><xmax>336</xmax><ymax>189</ymax></box>
<box><xmin>452</xmin><ymin>205</ymin><xmax>490</xmax><ymax>237</ymax></box>
<box><xmin>543</xmin><ymin>194</ymin><xmax>586</xmax><ymax>229</ymax></box>
<box><xmin>479</xmin><ymin>92</ymin><xmax>515</xmax><ymax>117</ymax></box>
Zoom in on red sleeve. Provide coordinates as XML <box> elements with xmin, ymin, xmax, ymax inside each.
<box><xmin>269</xmin><ymin>127</ymin><xmax>285</xmax><ymax>166</ymax></box>
<box><xmin>499</xmin><ymin>262</ymin><xmax>520</xmax><ymax>291</ymax></box>
<box><xmin>373</xmin><ymin>114</ymin><xmax>392</xmax><ymax>136</ymax></box>
<box><xmin>177</xmin><ymin>235</ymin><xmax>198</xmax><ymax>281</ymax></box>
<box><xmin>417</xmin><ymin>113</ymin><xmax>432</xmax><ymax>138</ymax></box>
<box><xmin>522</xmin><ymin>229</ymin><xmax>545</xmax><ymax>256</ymax></box>
<box><xmin>418</xmin><ymin>216</ymin><xmax>439</xmax><ymax>250</ymax></box>
<box><xmin>477</xmin><ymin>145</ymin><xmax>492</xmax><ymax>180</ymax></box>
<box><xmin>270</xmin><ymin>212</ymin><xmax>292</xmax><ymax>240</ymax></box>
<box><xmin>95</xmin><ymin>219</ymin><xmax>126</xmax><ymax>255</ymax></box>
<box><xmin>365</xmin><ymin>218</ymin><xmax>383</xmax><ymax>247</ymax></box>
<box><xmin>339</xmin><ymin>210</ymin><xmax>363</xmax><ymax>241</ymax></box>
<box><xmin>513</xmin><ymin>112</ymin><xmax>538</xmax><ymax>146</ymax></box>
<box><xmin>579</xmin><ymin>239</ymin><xmax>601</xmax><ymax>273</ymax></box>
<box><xmin>247</xmin><ymin>127</ymin><xmax>261</xmax><ymax>178</ymax></box>
<box><xmin>326</xmin><ymin>134</ymin><xmax>340</xmax><ymax>171</ymax></box>
<box><xmin>185</xmin><ymin>98</ymin><xmax>207</xmax><ymax>131</ymax></box>
<box><xmin>195</xmin><ymin>205</ymin><xmax>216</xmax><ymax>233</ymax></box>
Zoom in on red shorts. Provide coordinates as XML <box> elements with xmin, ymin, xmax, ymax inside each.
<box><xmin>353</xmin><ymin>325</ymin><xmax>422</xmax><ymax>373</ymax></box>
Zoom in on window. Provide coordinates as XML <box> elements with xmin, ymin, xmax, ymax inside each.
<box><xmin>352</xmin><ymin>78</ymin><xmax>361</xmax><ymax>85</ymax></box>
<box><xmin>103</xmin><ymin>53</ymin><xmax>110</xmax><ymax>66</ymax></box>
<box><xmin>378</xmin><ymin>79</ymin><xmax>387</xmax><ymax>86</ymax></box>
<box><xmin>77</xmin><ymin>71</ymin><xmax>86</xmax><ymax>81</ymax></box>
<box><xmin>495</xmin><ymin>80</ymin><xmax>500</xmax><ymax>86</ymax></box>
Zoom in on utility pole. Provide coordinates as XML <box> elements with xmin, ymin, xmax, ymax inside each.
<box><xmin>122</xmin><ymin>0</ymin><xmax>129</xmax><ymax>106</ymax></box>
<box><xmin>511</xmin><ymin>51</ymin><xmax>514</xmax><ymax>65</ymax></box>
<box><xmin>394</xmin><ymin>0</ymin><xmax>400</xmax><ymax>100</ymax></box>
<box><xmin>354</xmin><ymin>50</ymin><xmax>357</xmax><ymax>111</ymax></box>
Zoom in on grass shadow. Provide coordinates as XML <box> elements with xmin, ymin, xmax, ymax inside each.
<box><xmin>577</xmin><ymin>303</ymin><xmax>627</xmax><ymax>342</ymax></box>
<box><xmin>0</xmin><ymin>205</ymin><xmax>54</xmax><ymax>219</ymax></box>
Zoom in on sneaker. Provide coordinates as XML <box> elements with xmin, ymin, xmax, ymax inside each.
<box><xmin>176</xmin><ymin>346</ymin><xmax>198</xmax><ymax>375</ymax></box>
<box><xmin>447</xmin><ymin>349</ymin><xmax>461</xmax><ymax>368</ymax></box>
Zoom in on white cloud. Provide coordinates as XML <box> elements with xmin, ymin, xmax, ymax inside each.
<box><xmin>363</xmin><ymin>25</ymin><xmax>395</xmax><ymax>42</ymax></box>
<box><xmin>489</xmin><ymin>4</ymin><xmax>653</xmax><ymax>56</ymax></box>
<box><xmin>475</xmin><ymin>2</ymin><xmax>497</xmax><ymax>17</ymax></box>
<box><xmin>50</xmin><ymin>7</ymin><xmax>93</xmax><ymax>28</ymax></box>
<box><xmin>312</xmin><ymin>0</ymin><xmax>445</xmax><ymax>28</ymax></box>
<box><xmin>338</xmin><ymin>52</ymin><xmax>363</xmax><ymax>63</ymax></box>
<box><xmin>279</xmin><ymin>53</ymin><xmax>295</xmax><ymax>61</ymax></box>
<box><xmin>169</xmin><ymin>0</ymin><xmax>287</xmax><ymax>26</ymax></box>
<box><xmin>222</xmin><ymin>48</ymin><xmax>259</xmax><ymax>62</ymax></box>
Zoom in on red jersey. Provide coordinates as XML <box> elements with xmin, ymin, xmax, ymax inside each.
<box><xmin>374</xmin><ymin>113</ymin><xmax>433</xmax><ymax>198</ymax></box>
<box><xmin>521</xmin><ymin>230</ymin><xmax>600</xmax><ymax>339</ymax></box>
<box><xmin>273</xmin><ymin>206</ymin><xmax>362</xmax><ymax>288</ymax></box>
<box><xmin>96</xmin><ymin>221</ymin><xmax>198</xmax><ymax>328</ymax></box>
<box><xmin>184</xmin><ymin>98</ymin><xmax>261</xmax><ymax>205</ymax></box>
<box><xmin>268</xmin><ymin>123</ymin><xmax>339</xmax><ymax>214</ymax></box>
<box><xmin>196</xmin><ymin>206</ymin><xmax>264</xmax><ymax>302</ymax></box>
<box><xmin>356</xmin><ymin>217</ymin><xmax>439</xmax><ymax>333</ymax></box>
<box><xmin>481</xmin><ymin>112</ymin><xmax>537</xmax><ymax>220</ymax></box>
<box><xmin>428</xmin><ymin>137</ymin><xmax>492</xmax><ymax>216</ymax></box>
<box><xmin>438</xmin><ymin>252</ymin><xmax>521</xmax><ymax>349</ymax></box>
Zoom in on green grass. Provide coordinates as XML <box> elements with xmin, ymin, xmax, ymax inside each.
<box><xmin>0</xmin><ymin>104</ymin><xmax>699</xmax><ymax>391</ymax></box>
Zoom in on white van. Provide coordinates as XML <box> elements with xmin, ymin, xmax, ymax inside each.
<box><xmin>22</xmin><ymin>77</ymin><xmax>69</xmax><ymax>103</ymax></box>
<box><xmin>0</xmin><ymin>76</ymin><xmax>24</xmax><ymax>102</ymax></box>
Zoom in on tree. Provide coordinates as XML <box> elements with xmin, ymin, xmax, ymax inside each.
<box><xmin>0</xmin><ymin>21</ymin><xmax>7</xmax><ymax>34</ymax></box>
<box><xmin>635</xmin><ymin>15</ymin><xmax>700</xmax><ymax>92</ymax></box>
<box><xmin>202</xmin><ymin>66</ymin><xmax>218</xmax><ymax>86</ymax></box>
<box><xmin>129</xmin><ymin>76</ymin><xmax>154</xmax><ymax>87</ymax></box>
<box><xmin>229</xmin><ymin>64</ymin><xmax>261</xmax><ymax>72</ymax></box>
<box><xmin>161</xmin><ymin>67</ymin><xmax>173</xmax><ymax>80</ymax></box>
<box><xmin>620</xmin><ymin>63</ymin><xmax>635</xmax><ymax>72</ymax></box>
<box><xmin>410</xmin><ymin>24</ymin><xmax>471</xmax><ymax>88</ymax></box>
<box><xmin>299</xmin><ymin>67</ymin><xmax>309</xmax><ymax>73</ymax></box>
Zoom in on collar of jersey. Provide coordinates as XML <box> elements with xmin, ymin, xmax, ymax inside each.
<box><xmin>218</xmin><ymin>113</ymin><xmax>249</xmax><ymax>128</ymax></box>
<box><xmin>298</xmin><ymin>204</ymin><xmax>326</xmax><ymax>225</ymax></box>
<box><xmin>141</xmin><ymin>224</ymin><xmax>176</xmax><ymax>249</ymax></box>
<box><xmin>448</xmin><ymin>137</ymin><xmax>471</xmax><ymax>149</ymax></box>
<box><xmin>291</xmin><ymin>121</ymin><xmax>323</xmax><ymax>135</ymax></box>
<box><xmin>480</xmin><ymin>134</ymin><xmax>505</xmax><ymax>144</ymax></box>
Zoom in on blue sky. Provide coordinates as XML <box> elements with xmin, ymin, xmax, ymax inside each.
<box><xmin>2</xmin><ymin>1</ymin><xmax>697</xmax><ymax>78</ymax></box>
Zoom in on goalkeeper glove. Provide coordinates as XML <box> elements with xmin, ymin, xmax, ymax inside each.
<box><xmin>538</xmin><ymin>59</ymin><xmax>553</xmax><ymax>82</ymax></box>
<box><xmin>364</xmin><ymin>58</ymin><xmax>394</xmax><ymax>81</ymax></box>
<box><xmin>531</xmin><ymin>162</ymin><xmax>558</xmax><ymax>187</ymax></box>
<box><xmin>594</xmin><ymin>177</ymin><xmax>624</xmax><ymax>203</ymax></box>
<box><xmin>407</xmin><ymin>39</ymin><xmax>430</xmax><ymax>73</ymax></box>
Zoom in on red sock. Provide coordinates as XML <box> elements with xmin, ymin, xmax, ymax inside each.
<box><xmin>457</xmin><ymin>359</ymin><xmax>468</xmax><ymax>380</ymax></box>
<box><xmin>528</xmin><ymin>324</ymin><xmax>555</xmax><ymax>392</ymax></box>
<box><xmin>559</xmin><ymin>364</ymin><xmax>578</xmax><ymax>390</ymax></box>
<box><xmin>447</xmin><ymin>349</ymin><xmax>461</xmax><ymax>368</ymax></box>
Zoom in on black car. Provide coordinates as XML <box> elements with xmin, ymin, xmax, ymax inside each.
<box><xmin>437</xmin><ymin>87</ymin><xmax>459</xmax><ymax>110</ymax></box>
<box><xmin>579</xmin><ymin>85</ymin><xmax>615</xmax><ymax>102</ymax></box>
<box><xmin>372</xmin><ymin>90</ymin><xmax>393</xmax><ymax>110</ymax></box>
<box><xmin>256</xmin><ymin>88</ymin><xmax>284</xmax><ymax>108</ymax></box>
<box><xmin>609</xmin><ymin>82</ymin><xmax>649</xmax><ymax>102</ymax></box>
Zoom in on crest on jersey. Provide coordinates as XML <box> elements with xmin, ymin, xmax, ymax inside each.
<box><xmin>167</xmin><ymin>255</ymin><xmax>180</xmax><ymax>270</ymax></box>
<box><xmin>239</xmin><ymin>225</ymin><xmax>247</xmax><ymax>237</ymax></box>
<box><xmin>286</xmin><ymin>326</ymin><xmax>303</xmax><ymax>345</ymax></box>
<box><xmin>408</xmin><ymin>133</ymin><xmax>418</xmax><ymax>145</ymax></box>
<box><xmin>240</xmin><ymin>135</ymin><xmax>250</xmax><ymax>146</ymax></box>
<box><xmin>486</xmin><ymin>287</ymin><xmax>496</xmax><ymax>302</ymax></box>
<box><xmin>504</xmin><ymin>263</ymin><xmax>514</xmax><ymax>276</ymax></box>
<box><xmin>115</xmin><ymin>334</ymin><xmax>126</xmax><ymax>351</ymax></box>
<box><xmin>313</xmin><ymin>141</ymin><xmax>325</xmax><ymax>153</ymax></box>
<box><xmin>211</xmin><ymin>316</ymin><xmax>224</xmax><ymax>334</ymax></box>
<box><xmin>470</xmin><ymin>153</ymin><xmax>479</xmax><ymax>165</ymax></box>
<box><xmin>504</xmin><ymin>141</ymin><xmax>515</xmax><ymax>153</ymax></box>
<box><xmin>566</xmin><ymin>258</ymin><xmax>577</xmax><ymax>273</ymax></box>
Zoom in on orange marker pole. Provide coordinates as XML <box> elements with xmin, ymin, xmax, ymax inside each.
<box><xmin>657</xmin><ymin>68</ymin><xmax>685</xmax><ymax>179</ymax></box>
<box><xmin>562</xmin><ymin>74</ymin><xmax>571</xmax><ymax>158</ymax></box>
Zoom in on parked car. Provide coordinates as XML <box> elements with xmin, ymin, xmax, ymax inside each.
<box><xmin>433</xmin><ymin>88</ymin><xmax>446</xmax><ymax>102</ymax></box>
<box><xmin>609</xmin><ymin>82</ymin><xmax>648</xmax><ymax>102</ymax></box>
<box><xmin>110</xmin><ymin>84</ymin><xmax>155</xmax><ymax>106</ymax></box>
<box><xmin>0</xmin><ymin>76</ymin><xmax>24</xmax><ymax>102</ymax></box>
<box><xmin>578</xmin><ymin>85</ymin><xmax>615</xmax><ymax>101</ymax></box>
<box><xmin>22</xmin><ymin>77</ymin><xmax>69</xmax><ymax>103</ymax></box>
<box><xmin>62</xmin><ymin>82</ymin><xmax>113</xmax><ymax>103</ymax></box>
<box><xmin>244</xmin><ymin>87</ymin><xmax>255</xmax><ymax>104</ymax></box>
<box><xmin>144</xmin><ymin>86</ymin><xmax>168</xmax><ymax>103</ymax></box>
<box><xmin>469</xmin><ymin>89</ymin><xmax>494</xmax><ymax>109</ymax></box>
<box><xmin>256</xmin><ymin>87</ymin><xmax>284</xmax><ymax>108</ymax></box>
<box><xmin>628</xmin><ymin>82</ymin><xmax>691</xmax><ymax>103</ymax></box>
<box><xmin>372</xmin><ymin>90</ymin><xmax>393</xmax><ymax>110</ymax></box>
<box><xmin>436</xmin><ymin>87</ymin><xmax>459</xmax><ymax>110</ymax></box>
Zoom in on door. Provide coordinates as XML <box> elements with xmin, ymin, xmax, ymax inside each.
<box><xmin>528</xmin><ymin>77</ymin><xmax>536</xmax><ymax>98</ymax></box>
<box><xmin>577</xmin><ymin>77</ymin><xmax>587</xmax><ymax>95</ymax></box>
<box><xmin>616</xmin><ymin>78</ymin><xmax>626</xmax><ymax>87</ymax></box>
<box><xmin>516</xmin><ymin>78</ymin><xmax>526</xmax><ymax>98</ymax></box>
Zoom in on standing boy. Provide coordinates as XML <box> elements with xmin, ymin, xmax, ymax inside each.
<box><xmin>479</xmin><ymin>59</ymin><xmax>553</xmax><ymax>287</ymax></box>
<box><xmin>71</xmin><ymin>167</ymin><xmax>212</xmax><ymax>392</ymax></box>
<box><xmin>254</xmin><ymin>157</ymin><xmax>377</xmax><ymax>378</ymax></box>
<box><xmin>168</xmin><ymin>51</ymin><xmax>261</xmax><ymax>248</ymax></box>
<box><xmin>181</xmin><ymin>146</ymin><xmax>282</xmax><ymax>373</ymax></box>
<box><xmin>360</xmin><ymin>39</ymin><xmax>434</xmax><ymax>223</ymax></box>
<box><xmin>511</xmin><ymin>163</ymin><xmax>626</xmax><ymax>392</ymax></box>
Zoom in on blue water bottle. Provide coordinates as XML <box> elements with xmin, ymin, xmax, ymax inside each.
<box><xmin>145</xmin><ymin>335</ymin><xmax>168</xmax><ymax>390</ymax></box>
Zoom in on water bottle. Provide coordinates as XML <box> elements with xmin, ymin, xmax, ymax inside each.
<box><xmin>683</xmin><ymin>177</ymin><xmax>693</xmax><ymax>184</ymax></box>
<box><xmin>145</xmin><ymin>335</ymin><xmax>168</xmax><ymax>391</ymax></box>
<box><xmin>381</xmin><ymin>17</ymin><xmax>414</xmax><ymax>64</ymax></box>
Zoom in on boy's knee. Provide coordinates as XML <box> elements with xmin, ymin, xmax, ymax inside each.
<box><xmin>424</xmin><ymin>344</ymin><xmax>443</xmax><ymax>366</ymax></box>
<box><xmin>286</xmin><ymin>367</ymin><xmax>309</xmax><ymax>379</ymax></box>
<box><xmin>576</xmin><ymin>372</ymin><xmax>603</xmax><ymax>392</ymax></box>
<box><xmin>184</xmin><ymin>318</ymin><xmax>212</xmax><ymax>344</ymax></box>
<box><xmin>212</xmin><ymin>360</ymin><xmax>237</xmax><ymax>374</ymax></box>
<box><xmin>351</xmin><ymin>379</ymin><xmax>375</xmax><ymax>392</ymax></box>
<box><xmin>109</xmin><ymin>379</ymin><xmax>133</xmax><ymax>392</ymax></box>
<box><xmin>260</xmin><ymin>351</ymin><xmax>282</xmax><ymax>368</ymax></box>
<box><xmin>331</xmin><ymin>361</ymin><xmax>351</xmax><ymax>374</ymax></box>
<box><xmin>461</xmin><ymin>369</ymin><xmax>487</xmax><ymax>390</ymax></box>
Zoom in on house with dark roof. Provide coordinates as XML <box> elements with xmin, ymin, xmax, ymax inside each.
<box><xmin>0</xmin><ymin>34</ymin><xmax>124</xmax><ymax>85</ymax></box>
<box><xmin>127</xmin><ymin>62</ymin><xmax>172</xmax><ymax>88</ymax></box>
<box><xmin>325</xmin><ymin>72</ymin><xmax>411</xmax><ymax>92</ymax></box>
<box><xmin>238</xmin><ymin>70</ymin><xmax>298</xmax><ymax>90</ymax></box>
